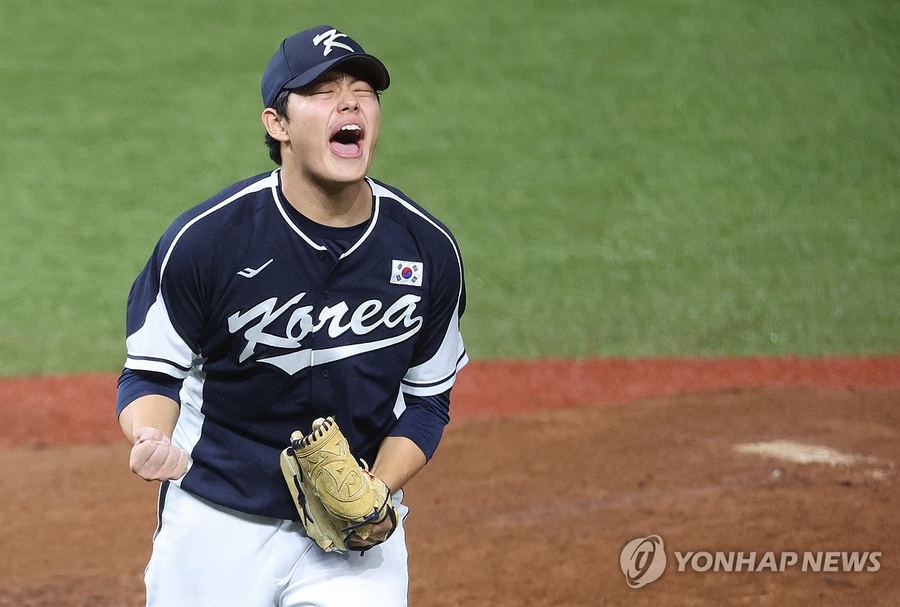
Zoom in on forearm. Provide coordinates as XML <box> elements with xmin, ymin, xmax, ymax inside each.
<box><xmin>118</xmin><ymin>394</ymin><xmax>189</xmax><ymax>482</ymax></box>
<box><xmin>118</xmin><ymin>394</ymin><xmax>180</xmax><ymax>444</ymax></box>
<box><xmin>370</xmin><ymin>435</ymin><xmax>427</xmax><ymax>493</ymax></box>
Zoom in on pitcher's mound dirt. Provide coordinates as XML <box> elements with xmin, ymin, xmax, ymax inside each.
<box><xmin>0</xmin><ymin>358</ymin><xmax>898</xmax><ymax>606</ymax></box>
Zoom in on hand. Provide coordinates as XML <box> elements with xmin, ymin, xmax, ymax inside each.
<box><xmin>346</xmin><ymin>513</ymin><xmax>397</xmax><ymax>550</ymax></box>
<box><xmin>129</xmin><ymin>426</ymin><xmax>190</xmax><ymax>482</ymax></box>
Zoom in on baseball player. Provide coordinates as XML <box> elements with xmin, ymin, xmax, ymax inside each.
<box><xmin>116</xmin><ymin>25</ymin><xmax>466</xmax><ymax>606</ymax></box>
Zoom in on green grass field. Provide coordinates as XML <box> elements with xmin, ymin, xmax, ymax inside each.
<box><xmin>1</xmin><ymin>0</ymin><xmax>897</xmax><ymax>376</ymax></box>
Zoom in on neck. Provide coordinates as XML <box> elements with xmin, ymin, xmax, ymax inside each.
<box><xmin>280</xmin><ymin>169</ymin><xmax>372</xmax><ymax>227</ymax></box>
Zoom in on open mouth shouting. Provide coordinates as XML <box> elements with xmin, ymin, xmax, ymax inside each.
<box><xmin>330</xmin><ymin>123</ymin><xmax>364</xmax><ymax>158</ymax></box>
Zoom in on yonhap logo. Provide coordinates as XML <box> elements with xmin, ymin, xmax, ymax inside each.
<box><xmin>620</xmin><ymin>535</ymin><xmax>667</xmax><ymax>588</ymax></box>
<box><xmin>619</xmin><ymin>533</ymin><xmax>882</xmax><ymax>589</ymax></box>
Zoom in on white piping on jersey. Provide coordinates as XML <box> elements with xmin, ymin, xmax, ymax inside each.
<box><xmin>270</xmin><ymin>171</ymin><xmax>326</xmax><ymax>251</ymax></box>
<box><xmin>367</xmin><ymin>180</ymin><xmax>465</xmax><ymax>295</ymax></box>
<box><xmin>126</xmin><ymin>289</ymin><xmax>197</xmax><ymax>377</ymax></box>
<box><xmin>341</xmin><ymin>177</ymin><xmax>380</xmax><ymax>259</ymax></box>
<box><xmin>137</xmin><ymin>171</ymin><xmax>467</xmax><ymax>393</ymax></box>
<box><xmin>366</xmin><ymin>180</ymin><xmax>469</xmax><ymax>393</ymax></box>
<box><xmin>130</xmin><ymin>173</ymin><xmax>276</xmax><ymax>377</ymax></box>
<box><xmin>159</xmin><ymin>174</ymin><xmax>275</xmax><ymax>280</ymax></box>
<box><xmin>392</xmin><ymin>390</ymin><xmax>407</xmax><ymax>419</ymax></box>
<box><xmin>403</xmin><ymin>348</ymin><xmax>468</xmax><ymax>391</ymax></box>
<box><xmin>170</xmin><ymin>364</ymin><xmax>208</xmax><ymax>478</ymax></box>
<box><xmin>268</xmin><ymin>170</ymin><xmax>381</xmax><ymax>258</ymax></box>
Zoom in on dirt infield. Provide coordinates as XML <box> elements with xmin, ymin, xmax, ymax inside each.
<box><xmin>1</xmin><ymin>357</ymin><xmax>898</xmax><ymax>606</ymax></box>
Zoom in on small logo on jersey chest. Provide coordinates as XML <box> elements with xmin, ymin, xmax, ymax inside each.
<box><xmin>238</xmin><ymin>259</ymin><xmax>273</xmax><ymax>279</ymax></box>
<box><xmin>391</xmin><ymin>260</ymin><xmax>422</xmax><ymax>286</ymax></box>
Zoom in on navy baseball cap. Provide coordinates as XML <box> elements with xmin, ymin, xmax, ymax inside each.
<box><xmin>261</xmin><ymin>25</ymin><xmax>390</xmax><ymax>108</ymax></box>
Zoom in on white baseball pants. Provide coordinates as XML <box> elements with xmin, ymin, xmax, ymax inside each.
<box><xmin>144</xmin><ymin>482</ymin><xmax>410</xmax><ymax>606</ymax></box>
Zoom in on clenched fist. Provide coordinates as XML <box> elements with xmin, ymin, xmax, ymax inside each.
<box><xmin>130</xmin><ymin>426</ymin><xmax>190</xmax><ymax>482</ymax></box>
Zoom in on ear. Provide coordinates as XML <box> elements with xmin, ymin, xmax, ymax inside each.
<box><xmin>262</xmin><ymin>107</ymin><xmax>289</xmax><ymax>142</ymax></box>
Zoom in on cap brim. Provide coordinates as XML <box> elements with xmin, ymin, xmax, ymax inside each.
<box><xmin>281</xmin><ymin>53</ymin><xmax>390</xmax><ymax>93</ymax></box>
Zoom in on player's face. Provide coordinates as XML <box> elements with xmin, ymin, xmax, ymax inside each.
<box><xmin>282</xmin><ymin>71</ymin><xmax>381</xmax><ymax>188</ymax></box>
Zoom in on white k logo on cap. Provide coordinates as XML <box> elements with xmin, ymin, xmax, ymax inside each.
<box><xmin>313</xmin><ymin>29</ymin><xmax>354</xmax><ymax>56</ymax></box>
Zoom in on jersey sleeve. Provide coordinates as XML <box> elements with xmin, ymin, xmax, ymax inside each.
<box><xmin>388</xmin><ymin>390</ymin><xmax>450</xmax><ymax>460</ymax></box>
<box><xmin>123</xmin><ymin>217</ymin><xmax>211</xmax><ymax>379</ymax></box>
<box><xmin>392</xmin><ymin>247</ymin><xmax>464</xmax><ymax>459</ymax></box>
<box><xmin>400</xmin><ymin>232</ymin><xmax>468</xmax><ymax>397</ymax></box>
<box><xmin>116</xmin><ymin>368</ymin><xmax>183</xmax><ymax>416</ymax></box>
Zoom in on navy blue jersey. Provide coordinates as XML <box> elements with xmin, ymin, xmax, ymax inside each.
<box><xmin>120</xmin><ymin>169</ymin><xmax>467</xmax><ymax>519</ymax></box>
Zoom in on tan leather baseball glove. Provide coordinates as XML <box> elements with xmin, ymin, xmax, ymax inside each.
<box><xmin>280</xmin><ymin>416</ymin><xmax>398</xmax><ymax>553</ymax></box>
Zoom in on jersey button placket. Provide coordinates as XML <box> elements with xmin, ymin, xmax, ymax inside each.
<box><xmin>314</xmin><ymin>276</ymin><xmax>335</xmax><ymax>383</ymax></box>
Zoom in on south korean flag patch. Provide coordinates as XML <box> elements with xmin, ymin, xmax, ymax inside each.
<box><xmin>391</xmin><ymin>260</ymin><xmax>423</xmax><ymax>287</ymax></box>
